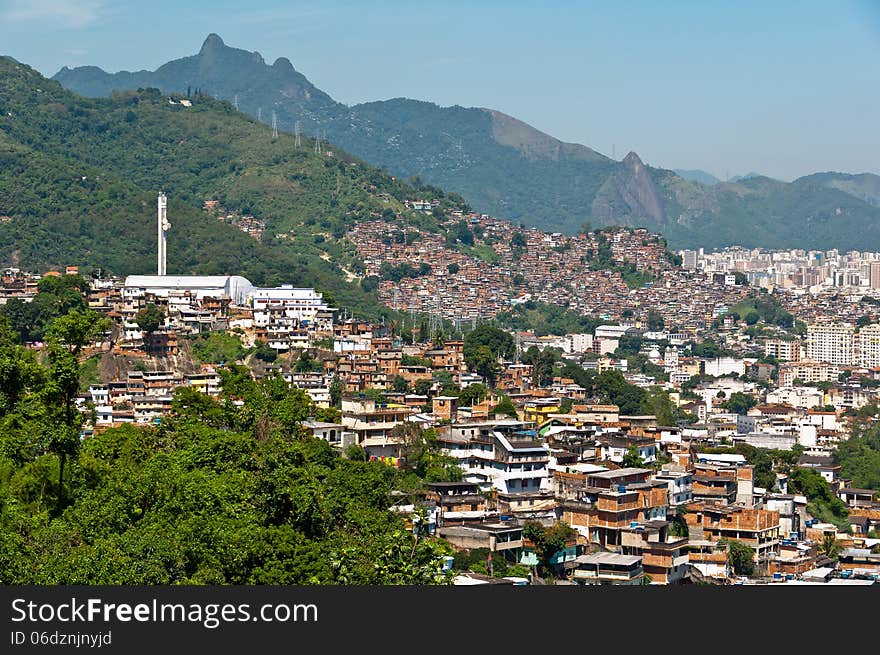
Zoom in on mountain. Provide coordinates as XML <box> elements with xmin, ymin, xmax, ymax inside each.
<box><xmin>729</xmin><ymin>172</ymin><xmax>768</xmax><ymax>183</ymax></box>
<box><xmin>673</xmin><ymin>169</ymin><xmax>720</xmax><ymax>185</ymax></box>
<box><xmin>0</xmin><ymin>55</ymin><xmax>465</xmax><ymax>320</ymax></box>
<box><xmin>45</xmin><ymin>34</ymin><xmax>880</xmax><ymax>250</ymax></box>
<box><xmin>797</xmin><ymin>171</ymin><xmax>880</xmax><ymax>207</ymax></box>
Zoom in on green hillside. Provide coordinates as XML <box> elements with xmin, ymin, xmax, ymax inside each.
<box><xmin>0</xmin><ymin>56</ymin><xmax>464</xmax><ymax>320</ymax></box>
<box><xmin>51</xmin><ymin>33</ymin><xmax>880</xmax><ymax>250</ymax></box>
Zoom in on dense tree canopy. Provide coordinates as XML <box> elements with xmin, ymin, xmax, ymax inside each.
<box><xmin>0</xmin><ymin>323</ymin><xmax>453</xmax><ymax>584</ymax></box>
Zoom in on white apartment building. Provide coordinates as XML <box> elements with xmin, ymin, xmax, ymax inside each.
<box><xmin>858</xmin><ymin>323</ymin><xmax>880</xmax><ymax>368</ymax></box>
<box><xmin>249</xmin><ymin>286</ymin><xmax>333</xmax><ymax>326</ymax></box>
<box><xmin>437</xmin><ymin>422</ymin><xmax>550</xmax><ymax>495</ymax></box>
<box><xmin>778</xmin><ymin>361</ymin><xmax>840</xmax><ymax>387</ymax></box>
<box><xmin>806</xmin><ymin>323</ymin><xmax>854</xmax><ymax>366</ymax></box>
<box><xmin>764</xmin><ymin>339</ymin><xmax>803</xmax><ymax>362</ymax></box>
<box><xmin>568</xmin><ymin>333</ymin><xmax>594</xmax><ymax>353</ymax></box>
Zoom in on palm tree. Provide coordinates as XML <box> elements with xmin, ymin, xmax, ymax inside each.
<box><xmin>818</xmin><ymin>533</ymin><xmax>841</xmax><ymax>560</ymax></box>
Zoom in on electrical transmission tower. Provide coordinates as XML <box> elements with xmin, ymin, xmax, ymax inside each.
<box><xmin>271</xmin><ymin>111</ymin><xmax>278</xmax><ymax>140</ymax></box>
<box><xmin>257</xmin><ymin>107</ymin><xmax>262</xmax><ymax>122</ymax></box>
<box><xmin>294</xmin><ymin>121</ymin><xmax>301</xmax><ymax>147</ymax></box>
<box><xmin>233</xmin><ymin>94</ymin><xmax>239</xmax><ymax>111</ymax></box>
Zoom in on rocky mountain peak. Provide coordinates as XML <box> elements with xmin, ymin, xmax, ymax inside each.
<box><xmin>199</xmin><ymin>33</ymin><xmax>225</xmax><ymax>54</ymax></box>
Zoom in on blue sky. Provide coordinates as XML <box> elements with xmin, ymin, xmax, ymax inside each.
<box><xmin>1</xmin><ymin>0</ymin><xmax>878</xmax><ymax>181</ymax></box>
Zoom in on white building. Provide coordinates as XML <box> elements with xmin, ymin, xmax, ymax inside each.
<box><xmin>438</xmin><ymin>422</ymin><xmax>550</xmax><ymax>495</ymax></box>
<box><xmin>568</xmin><ymin>333</ymin><xmax>594</xmax><ymax>354</ymax></box>
<box><xmin>653</xmin><ymin>467</ymin><xmax>693</xmax><ymax>506</ymax></box>
<box><xmin>702</xmin><ymin>357</ymin><xmax>746</xmax><ymax>377</ymax></box>
<box><xmin>124</xmin><ymin>275</ymin><xmax>254</xmax><ymax>306</ymax></box>
<box><xmin>248</xmin><ymin>286</ymin><xmax>333</xmax><ymax>325</ymax></box>
<box><xmin>858</xmin><ymin>323</ymin><xmax>880</xmax><ymax>368</ymax></box>
<box><xmin>806</xmin><ymin>322</ymin><xmax>854</xmax><ymax>366</ymax></box>
<box><xmin>778</xmin><ymin>361</ymin><xmax>839</xmax><ymax>387</ymax></box>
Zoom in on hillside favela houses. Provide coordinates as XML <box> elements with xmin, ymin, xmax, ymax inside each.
<box><xmin>3</xmin><ymin>193</ymin><xmax>879</xmax><ymax>587</ymax></box>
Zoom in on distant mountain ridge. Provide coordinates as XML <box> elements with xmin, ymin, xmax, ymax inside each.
<box><xmin>673</xmin><ymin>169</ymin><xmax>721</xmax><ymax>185</ymax></box>
<box><xmin>52</xmin><ymin>34</ymin><xmax>880</xmax><ymax>250</ymax></box>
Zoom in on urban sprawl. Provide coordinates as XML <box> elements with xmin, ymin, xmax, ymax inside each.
<box><xmin>4</xmin><ymin>198</ymin><xmax>880</xmax><ymax>587</ymax></box>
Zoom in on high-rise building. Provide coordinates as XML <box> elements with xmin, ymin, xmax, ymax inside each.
<box><xmin>681</xmin><ymin>250</ymin><xmax>698</xmax><ymax>271</ymax></box>
<box><xmin>806</xmin><ymin>323</ymin><xmax>854</xmax><ymax>366</ymax></box>
<box><xmin>870</xmin><ymin>261</ymin><xmax>880</xmax><ymax>290</ymax></box>
<box><xmin>858</xmin><ymin>323</ymin><xmax>880</xmax><ymax>368</ymax></box>
<box><xmin>764</xmin><ymin>339</ymin><xmax>803</xmax><ymax>362</ymax></box>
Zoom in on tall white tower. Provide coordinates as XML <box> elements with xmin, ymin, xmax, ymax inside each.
<box><xmin>157</xmin><ymin>192</ymin><xmax>170</xmax><ymax>276</ymax></box>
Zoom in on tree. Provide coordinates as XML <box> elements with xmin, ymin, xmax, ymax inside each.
<box><xmin>721</xmin><ymin>392</ymin><xmax>757</xmax><ymax>415</ymax></box>
<box><xmin>646</xmin><ymin>309</ymin><xmax>665</xmax><ymax>332</ymax></box>
<box><xmin>744</xmin><ymin>311</ymin><xmax>760</xmax><ymax>326</ymax></box>
<box><xmin>45</xmin><ymin>309</ymin><xmax>111</xmax><ymax>355</ymax></box>
<box><xmin>135</xmin><ymin>303</ymin><xmax>165</xmax><ymax>336</ymax></box>
<box><xmin>722</xmin><ymin>539</ymin><xmax>755</xmax><ymax>576</ymax></box>
<box><xmin>818</xmin><ymin>533</ymin><xmax>842</xmax><ymax>560</ymax></box>
<box><xmin>329</xmin><ymin>374</ymin><xmax>343</xmax><ymax>408</ymax></box>
<box><xmin>522</xmin><ymin>521</ymin><xmax>576</xmax><ymax>577</ymax></box>
<box><xmin>670</xmin><ymin>511</ymin><xmax>689</xmax><ymax>538</ymax></box>
<box><xmin>530</xmin><ymin>349</ymin><xmax>557</xmax><ymax>387</ymax></box>
<box><xmin>622</xmin><ymin>446</ymin><xmax>644</xmax><ymax>468</ymax></box>
<box><xmin>294</xmin><ymin>351</ymin><xmax>321</xmax><ymax>373</ymax></box>
<box><xmin>458</xmin><ymin>383</ymin><xmax>488</xmax><ymax>407</ymax></box>
<box><xmin>787</xmin><ymin>468</ymin><xmax>849</xmax><ymax>530</ymax></box>
<box><xmin>468</xmin><ymin>345</ymin><xmax>500</xmax><ymax>388</ymax></box>
<box><xmin>392</xmin><ymin>374</ymin><xmax>410</xmax><ymax>394</ymax></box>
<box><xmin>413</xmin><ymin>379</ymin><xmax>433</xmax><ymax>397</ymax></box>
<box><xmin>253</xmin><ymin>339</ymin><xmax>278</xmax><ymax>362</ymax></box>
<box><xmin>493</xmin><ymin>396</ymin><xmax>518</xmax><ymax>418</ymax></box>
<box><xmin>594</xmin><ymin>369</ymin><xmax>647</xmax><ymax>415</ymax></box>
<box><xmin>464</xmin><ymin>324</ymin><xmax>515</xmax><ymax>362</ymax></box>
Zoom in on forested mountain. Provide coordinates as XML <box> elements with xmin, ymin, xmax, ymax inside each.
<box><xmin>798</xmin><ymin>172</ymin><xmax>880</xmax><ymax>207</ymax></box>
<box><xmin>53</xmin><ymin>34</ymin><xmax>880</xmax><ymax>250</ymax></box>
<box><xmin>0</xmin><ymin>55</ymin><xmax>465</xmax><ymax>320</ymax></box>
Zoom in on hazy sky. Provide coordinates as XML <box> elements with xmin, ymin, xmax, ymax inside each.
<box><xmin>1</xmin><ymin>0</ymin><xmax>878</xmax><ymax>181</ymax></box>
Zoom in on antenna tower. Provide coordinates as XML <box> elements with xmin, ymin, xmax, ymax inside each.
<box><xmin>271</xmin><ymin>111</ymin><xmax>278</xmax><ymax>140</ymax></box>
<box><xmin>257</xmin><ymin>107</ymin><xmax>262</xmax><ymax>122</ymax></box>
<box><xmin>233</xmin><ymin>94</ymin><xmax>239</xmax><ymax>111</ymax></box>
<box><xmin>294</xmin><ymin>121</ymin><xmax>301</xmax><ymax>147</ymax></box>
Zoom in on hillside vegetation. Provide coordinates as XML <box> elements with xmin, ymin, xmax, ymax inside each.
<box><xmin>0</xmin><ymin>56</ymin><xmax>463</xmax><ymax>320</ymax></box>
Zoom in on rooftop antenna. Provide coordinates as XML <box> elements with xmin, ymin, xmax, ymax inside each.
<box><xmin>233</xmin><ymin>94</ymin><xmax>239</xmax><ymax>111</ymax></box>
<box><xmin>294</xmin><ymin>121</ymin><xmax>301</xmax><ymax>147</ymax></box>
<box><xmin>271</xmin><ymin>111</ymin><xmax>278</xmax><ymax>140</ymax></box>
